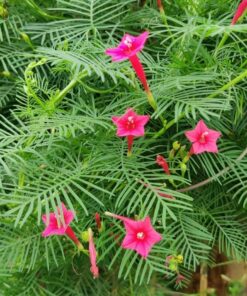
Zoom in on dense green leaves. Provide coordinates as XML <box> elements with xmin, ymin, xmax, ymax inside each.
<box><xmin>0</xmin><ymin>0</ymin><xmax>247</xmax><ymax>295</ymax></box>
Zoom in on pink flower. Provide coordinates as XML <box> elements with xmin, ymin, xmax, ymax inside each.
<box><xmin>42</xmin><ymin>203</ymin><xmax>82</xmax><ymax>249</ymax></box>
<box><xmin>231</xmin><ymin>0</ymin><xmax>247</xmax><ymax>25</ymax></box>
<box><xmin>185</xmin><ymin>120</ymin><xmax>221</xmax><ymax>155</ymax></box>
<box><xmin>156</xmin><ymin>155</ymin><xmax>170</xmax><ymax>175</ymax></box>
<box><xmin>88</xmin><ymin>228</ymin><xmax>99</xmax><ymax>279</ymax></box>
<box><xmin>105</xmin><ymin>32</ymin><xmax>150</xmax><ymax>92</ymax></box>
<box><xmin>112</xmin><ymin>108</ymin><xmax>149</xmax><ymax>155</ymax></box>
<box><xmin>105</xmin><ymin>32</ymin><xmax>148</xmax><ymax>62</ymax></box>
<box><xmin>105</xmin><ymin>212</ymin><xmax>162</xmax><ymax>258</ymax></box>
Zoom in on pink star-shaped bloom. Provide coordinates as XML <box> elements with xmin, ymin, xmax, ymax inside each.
<box><xmin>42</xmin><ymin>203</ymin><xmax>83</xmax><ymax>249</ymax></box>
<box><xmin>112</xmin><ymin>108</ymin><xmax>149</xmax><ymax>137</ymax></box>
<box><xmin>112</xmin><ymin>108</ymin><xmax>149</xmax><ymax>155</ymax></box>
<box><xmin>42</xmin><ymin>203</ymin><xmax>74</xmax><ymax>237</ymax></box>
<box><xmin>105</xmin><ymin>32</ymin><xmax>150</xmax><ymax>92</ymax></box>
<box><xmin>105</xmin><ymin>212</ymin><xmax>162</xmax><ymax>258</ymax></box>
<box><xmin>185</xmin><ymin>120</ymin><xmax>221</xmax><ymax>155</ymax></box>
<box><xmin>105</xmin><ymin>32</ymin><xmax>148</xmax><ymax>62</ymax></box>
<box><xmin>232</xmin><ymin>0</ymin><xmax>247</xmax><ymax>25</ymax></box>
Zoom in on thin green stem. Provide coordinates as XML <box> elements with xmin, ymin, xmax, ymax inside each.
<box><xmin>214</xmin><ymin>32</ymin><xmax>229</xmax><ymax>56</ymax></box>
<box><xmin>52</xmin><ymin>72</ymin><xmax>87</xmax><ymax>106</ymax></box>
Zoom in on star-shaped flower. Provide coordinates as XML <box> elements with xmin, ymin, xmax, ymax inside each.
<box><xmin>42</xmin><ymin>203</ymin><xmax>83</xmax><ymax>250</ymax></box>
<box><xmin>185</xmin><ymin>120</ymin><xmax>221</xmax><ymax>155</ymax></box>
<box><xmin>105</xmin><ymin>212</ymin><xmax>162</xmax><ymax>258</ymax></box>
<box><xmin>105</xmin><ymin>32</ymin><xmax>151</xmax><ymax>92</ymax></box>
<box><xmin>112</xmin><ymin>108</ymin><xmax>149</xmax><ymax>156</ymax></box>
<box><xmin>105</xmin><ymin>32</ymin><xmax>149</xmax><ymax>62</ymax></box>
<box><xmin>112</xmin><ymin>108</ymin><xmax>149</xmax><ymax>137</ymax></box>
<box><xmin>42</xmin><ymin>203</ymin><xmax>74</xmax><ymax>237</ymax></box>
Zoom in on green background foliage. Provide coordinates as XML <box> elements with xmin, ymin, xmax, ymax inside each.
<box><xmin>0</xmin><ymin>0</ymin><xmax>247</xmax><ymax>295</ymax></box>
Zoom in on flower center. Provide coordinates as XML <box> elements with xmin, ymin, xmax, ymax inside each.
<box><xmin>137</xmin><ymin>232</ymin><xmax>145</xmax><ymax>240</ymax></box>
<box><xmin>126</xmin><ymin>116</ymin><xmax>135</xmax><ymax>129</ymax></box>
<box><xmin>123</xmin><ymin>36</ymin><xmax>133</xmax><ymax>48</ymax></box>
<box><xmin>199</xmin><ymin>131</ymin><xmax>209</xmax><ymax>143</ymax></box>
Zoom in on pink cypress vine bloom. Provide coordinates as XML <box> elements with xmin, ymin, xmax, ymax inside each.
<box><xmin>112</xmin><ymin>108</ymin><xmax>149</xmax><ymax>155</ymax></box>
<box><xmin>231</xmin><ymin>0</ymin><xmax>247</xmax><ymax>25</ymax></box>
<box><xmin>105</xmin><ymin>212</ymin><xmax>162</xmax><ymax>258</ymax></box>
<box><xmin>185</xmin><ymin>120</ymin><xmax>221</xmax><ymax>155</ymax></box>
<box><xmin>105</xmin><ymin>32</ymin><xmax>150</xmax><ymax>92</ymax></box>
<box><xmin>42</xmin><ymin>203</ymin><xmax>83</xmax><ymax>249</ymax></box>
<box><xmin>156</xmin><ymin>155</ymin><xmax>170</xmax><ymax>175</ymax></box>
<box><xmin>88</xmin><ymin>228</ymin><xmax>99</xmax><ymax>279</ymax></box>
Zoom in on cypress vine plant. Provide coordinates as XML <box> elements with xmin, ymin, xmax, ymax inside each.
<box><xmin>0</xmin><ymin>0</ymin><xmax>247</xmax><ymax>295</ymax></box>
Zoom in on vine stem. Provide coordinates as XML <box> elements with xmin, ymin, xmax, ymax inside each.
<box><xmin>199</xmin><ymin>262</ymin><xmax>208</xmax><ymax>296</ymax></box>
<box><xmin>52</xmin><ymin>71</ymin><xmax>87</xmax><ymax>106</ymax></box>
<box><xmin>154</xmin><ymin>68</ymin><xmax>247</xmax><ymax>138</ymax></box>
<box><xmin>178</xmin><ymin>146</ymin><xmax>247</xmax><ymax>193</ymax></box>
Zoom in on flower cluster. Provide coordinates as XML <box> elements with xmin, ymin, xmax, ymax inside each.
<box><xmin>41</xmin><ymin>30</ymin><xmax>222</xmax><ymax>284</ymax></box>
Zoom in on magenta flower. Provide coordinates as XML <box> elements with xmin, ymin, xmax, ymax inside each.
<box><xmin>105</xmin><ymin>212</ymin><xmax>162</xmax><ymax>258</ymax></box>
<box><xmin>156</xmin><ymin>155</ymin><xmax>170</xmax><ymax>175</ymax></box>
<box><xmin>42</xmin><ymin>203</ymin><xmax>83</xmax><ymax>249</ymax></box>
<box><xmin>232</xmin><ymin>0</ymin><xmax>247</xmax><ymax>25</ymax></box>
<box><xmin>185</xmin><ymin>120</ymin><xmax>221</xmax><ymax>155</ymax></box>
<box><xmin>112</xmin><ymin>108</ymin><xmax>149</xmax><ymax>156</ymax></box>
<box><xmin>88</xmin><ymin>228</ymin><xmax>99</xmax><ymax>279</ymax></box>
<box><xmin>105</xmin><ymin>32</ymin><xmax>151</xmax><ymax>93</ymax></box>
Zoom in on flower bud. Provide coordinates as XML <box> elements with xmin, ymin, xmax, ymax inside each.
<box><xmin>182</xmin><ymin>154</ymin><xmax>190</xmax><ymax>164</ymax></box>
<box><xmin>180</xmin><ymin>163</ymin><xmax>187</xmax><ymax>176</ymax></box>
<box><xmin>175</xmin><ymin>254</ymin><xmax>184</xmax><ymax>264</ymax></box>
<box><xmin>172</xmin><ymin>141</ymin><xmax>180</xmax><ymax>151</ymax></box>
<box><xmin>0</xmin><ymin>6</ymin><xmax>8</xmax><ymax>18</ymax></box>
<box><xmin>1</xmin><ymin>71</ymin><xmax>11</xmax><ymax>78</ymax></box>
<box><xmin>81</xmin><ymin>231</ymin><xmax>90</xmax><ymax>242</ymax></box>
<box><xmin>169</xmin><ymin>149</ymin><xmax>175</xmax><ymax>160</ymax></box>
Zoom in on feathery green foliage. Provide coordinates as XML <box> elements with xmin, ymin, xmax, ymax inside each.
<box><xmin>0</xmin><ymin>0</ymin><xmax>247</xmax><ymax>295</ymax></box>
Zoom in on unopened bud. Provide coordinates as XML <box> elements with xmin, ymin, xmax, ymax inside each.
<box><xmin>180</xmin><ymin>163</ymin><xmax>187</xmax><ymax>176</ymax></box>
<box><xmin>182</xmin><ymin>154</ymin><xmax>190</xmax><ymax>164</ymax></box>
<box><xmin>172</xmin><ymin>141</ymin><xmax>180</xmax><ymax>151</ymax></box>
<box><xmin>0</xmin><ymin>6</ymin><xmax>8</xmax><ymax>18</ymax></box>
<box><xmin>169</xmin><ymin>149</ymin><xmax>175</xmax><ymax>160</ymax></box>
<box><xmin>175</xmin><ymin>254</ymin><xmax>184</xmax><ymax>264</ymax></box>
<box><xmin>1</xmin><ymin>71</ymin><xmax>11</xmax><ymax>78</ymax></box>
<box><xmin>81</xmin><ymin>231</ymin><xmax>90</xmax><ymax>242</ymax></box>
